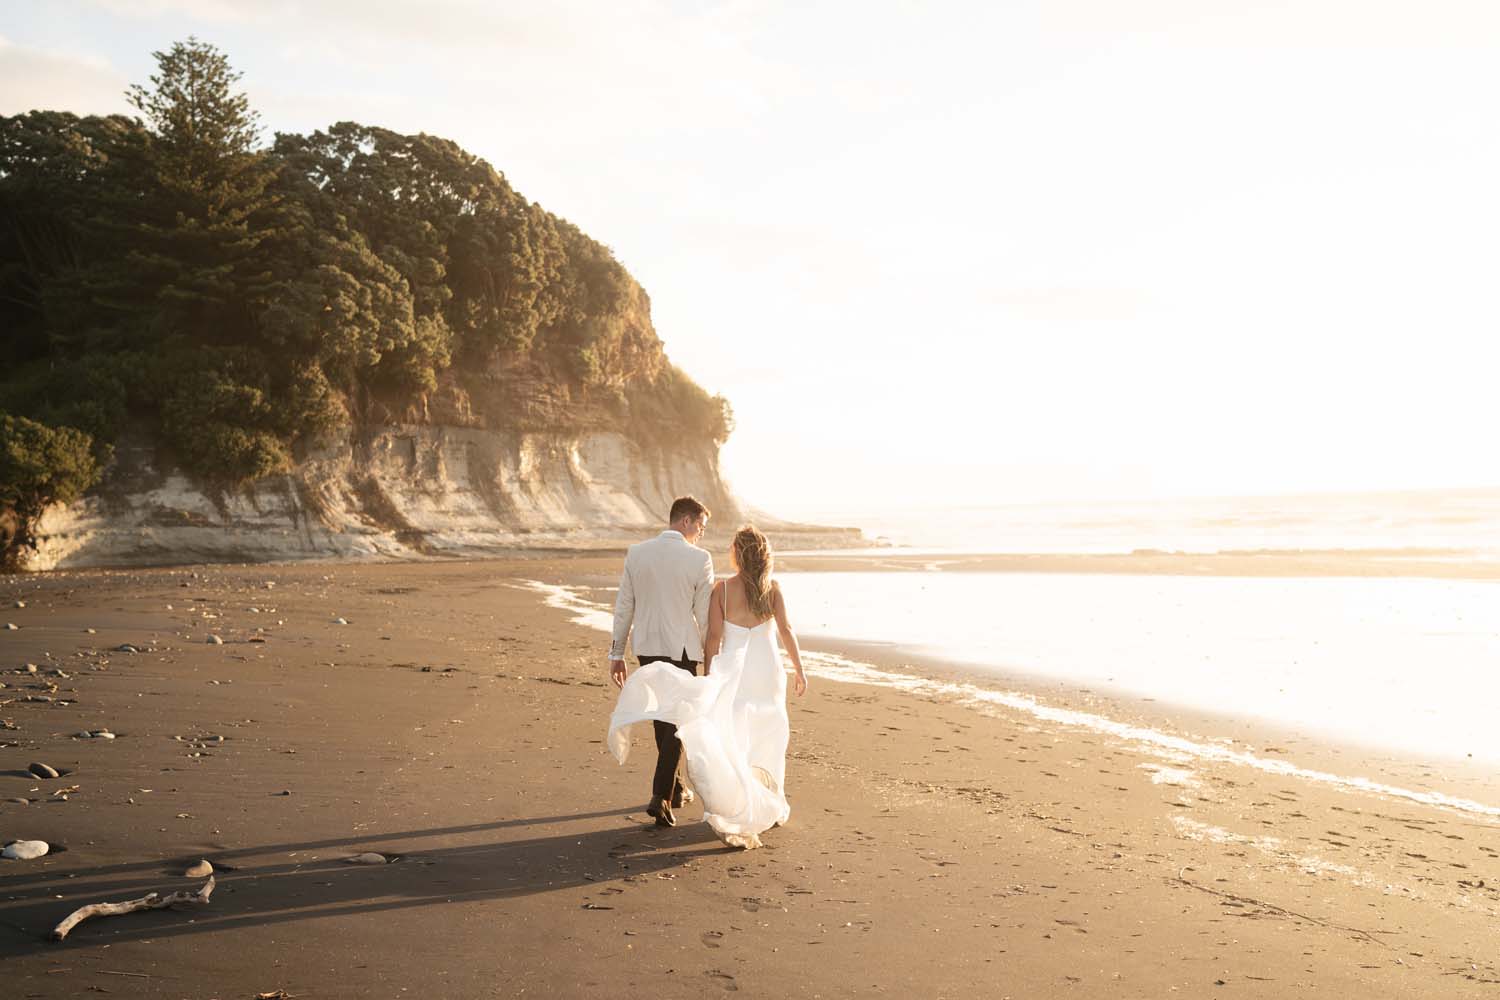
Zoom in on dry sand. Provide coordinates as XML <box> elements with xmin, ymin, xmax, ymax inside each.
<box><xmin>2</xmin><ymin>556</ymin><xmax>1498</xmax><ymax>998</ymax></box>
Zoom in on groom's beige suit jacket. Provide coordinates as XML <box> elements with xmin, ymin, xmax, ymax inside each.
<box><xmin>609</xmin><ymin>529</ymin><xmax>715</xmax><ymax>662</ymax></box>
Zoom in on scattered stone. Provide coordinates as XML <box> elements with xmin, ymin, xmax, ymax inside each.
<box><xmin>207</xmin><ymin>635</ymin><xmax>223</xmax><ymax>645</ymax></box>
<box><xmin>27</xmin><ymin>762</ymin><xmax>59</xmax><ymax>779</ymax></box>
<box><xmin>5</xmin><ymin>797</ymin><xmax>29</xmax><ymax>805</ymax></box>
<box><xmin>85</xmin><ymin>628</ymin><xmax>96</xmax><ymax>635</ymax></box>
<box><xmin>5</xmin><ymin>623</ymin><xmax>17</xmax><ymax>630</ymax></box>
<box><xmin>343</xmin><ymin>852</ymin><xmax>397</xmax><ymax>865</ymax></box>
<box><xmin>333</xmin><ymin>617</ymin><xmax>349</xmax><ymax>625</ymax></box>
<box><xmin>13</xmin><ymin>601</ymin><xmax>24</xmax><ymax>609</ymax></box>
<box><xmin>275</xmin><ymin>790</ymin><xmax>291</xmax><ymax>796</ymax></box>
<box><xmin>92</xmin><ymin>730</ymin><xmax>116</xmax><ymax>740</ymax></box>
<box><xmin>115</xmin><ymin>644</ymin><xmax>141</xmax><ymax>654</ymax></box>
<box><xmin>2</xmin><ymin>840</ymin><xmax>49</xmax><ymax>860</ymax></box>
<box><xmin>74</xmin><ymin>731</ymin><xmax>94</xmax><ymax>739</ymax></box>
<box><xmin>184</xmin><ymin>859</ymin><xmax>214</xmax><ymax>878</ymax></box>
<box><xmin>23</xmin><ymin>663</ymin><xmax>37</xmax><ymax>674</ymax></box>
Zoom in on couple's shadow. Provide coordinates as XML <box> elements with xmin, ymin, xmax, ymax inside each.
<box><xmin>0</xmin><ymin>808</ymin><xmax>726</xmax><ymax>953</ymax></box>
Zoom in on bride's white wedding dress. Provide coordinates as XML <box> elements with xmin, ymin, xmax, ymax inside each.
<box><xmin>608</xmin><ymin>617</ymin><xmax>791</xmax><ymax>849</ymax></box>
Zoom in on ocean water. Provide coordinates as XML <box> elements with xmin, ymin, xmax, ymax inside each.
<box><xmin>532</xmin><ymin>561</ymin><xmax>1500</xmax><ymax>817</ymax></box>
<box><xmin>774</xmin><ymin>571</ymin><xmax>1500</xmax><ymax>767</ymax></box>
<box><xmin>792</xmin><ymin>488</ymin><xmax>1500</xmax><ymax>557</ymax></box>
<box><xmin>536</xmin><ymin>489</ymin><xmax>1500</xmax><ymax>816</ymax></box>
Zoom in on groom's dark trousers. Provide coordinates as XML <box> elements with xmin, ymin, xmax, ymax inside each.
<box><xmin>639</xmin><ymin>650</ymin><xmax>699</xmax><ymax>801</ymax></box>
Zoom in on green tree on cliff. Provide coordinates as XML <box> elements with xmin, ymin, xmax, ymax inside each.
<box><xmin>0</xmin><ymin>38</ymin><xmax>728</xmax><ymax>568</ymax></box>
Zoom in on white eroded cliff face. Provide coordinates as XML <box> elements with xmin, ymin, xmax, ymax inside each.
<box><xmin>24</xmin><ymin>426</ymin><xmax>739</xmax><ymax>570</ymax></box>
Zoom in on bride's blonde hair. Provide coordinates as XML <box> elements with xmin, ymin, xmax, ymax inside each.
<box><xmin>732</xmin><ymin>525</ymin><xmax>777</xmax><ymax>620</ymax></box>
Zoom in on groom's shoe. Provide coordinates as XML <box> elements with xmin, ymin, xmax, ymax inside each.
<box><xmin>646</xmin><ymin>797</ymin><xmax>676</xmax><ymax>827</ymax></box>
<box><xmin>671</xmin><ymin>788</ymin><xmax>694</xmax><ymax>809</ymax></box>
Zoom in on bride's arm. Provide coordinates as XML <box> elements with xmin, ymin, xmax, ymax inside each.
<box><xmin>702</xmin><ymin>583</ymin><xmax>724</xmax><ymax>676</ymax></box>
<box><xmin>771</xmin><ymin>584</ymin><xmax>807</xmax><ymax>696</ymax></box>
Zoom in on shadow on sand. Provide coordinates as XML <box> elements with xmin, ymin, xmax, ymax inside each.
<box><xmin>0</xmin><ymin>808</ymin><xmax>728</xmax><ymax>952</ymax></box>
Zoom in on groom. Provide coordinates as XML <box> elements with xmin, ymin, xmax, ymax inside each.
<box><xmin>609</xmin><ymin>496</ymin><xmax>715</xmax><ymax>827</ymax></box>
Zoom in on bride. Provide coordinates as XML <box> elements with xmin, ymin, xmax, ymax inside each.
<box><xmin>608</xmin><ymin>525</ymin><xmax>809</xmax><ymax>849</ymax></box>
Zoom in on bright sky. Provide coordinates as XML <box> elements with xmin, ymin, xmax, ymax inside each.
<box><xmin>4</xmin><ymin>1</ymin><xmax>1498</xmax><ymax>516</ymax></box>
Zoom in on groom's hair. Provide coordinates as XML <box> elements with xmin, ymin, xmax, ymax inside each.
<box><xmin>669</xmin><ymin>496</ymin><xmax>710</xmax><ymax>525</ymax></box>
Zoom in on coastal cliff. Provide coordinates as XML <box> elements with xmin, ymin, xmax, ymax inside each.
<box><xmin>23</xmin><ymin>426</ymin><xmax>741</xmax><ymax>570</ymax></box>
<box><xmin>0</xmin><ymin>41</ymin><xmax>831</xmax><ymax>571</ymax></box>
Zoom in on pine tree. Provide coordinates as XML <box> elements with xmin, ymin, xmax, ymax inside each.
<box><xmin>126</xmin><ymin>36</ymin><xmax>281</xmax><ymax>342</ymax></box>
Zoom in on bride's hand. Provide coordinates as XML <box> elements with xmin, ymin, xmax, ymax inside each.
<box><xmin>793</xmin><ymin>671</ymin><xmax>807</xmax><ymax>696</ymax></box>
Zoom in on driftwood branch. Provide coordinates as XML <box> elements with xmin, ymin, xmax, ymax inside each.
<box><xmin>51</xmin><ymin>876</ymin><xmax>215</xmax><ymax>942</ymax></box>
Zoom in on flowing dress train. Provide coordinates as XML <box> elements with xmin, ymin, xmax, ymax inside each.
<box><xmin>608</xmin><ymin>619</ymin><xmax>791</xmax><ymax>849</ymax></box>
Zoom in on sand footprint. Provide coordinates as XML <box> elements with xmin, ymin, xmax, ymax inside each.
<box><xmin>705</xmin><ymin>969</ymin><xmax>739</xmax><ymax>992</ymax></box>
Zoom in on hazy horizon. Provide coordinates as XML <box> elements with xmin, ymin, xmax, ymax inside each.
<box><xmin>6</xmin><ymin>1</ymin><xmax>1499</xmax><ymax>513</ymax></box>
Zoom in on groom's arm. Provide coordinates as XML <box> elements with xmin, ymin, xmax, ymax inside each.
<box><xmin>609</xmin><ymin>560</ymin><xmax>635</xmax><ymax>686</ymax></box>
<box><xmin>692</xmin><ymin>551</ymin><xmax>713</xmax><ymax>645</ymax></box>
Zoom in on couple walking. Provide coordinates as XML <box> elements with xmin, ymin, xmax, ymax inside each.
<box><xmin>607</xmin><ymin>496</ymin><xmax>809</xmax><ymax>850</ymax></box>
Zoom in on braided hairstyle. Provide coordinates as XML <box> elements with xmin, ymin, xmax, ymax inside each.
<box><xmin>732</xmin><ymin>525</ymin><xmax>777</xmax><ymax>620</ymax></box>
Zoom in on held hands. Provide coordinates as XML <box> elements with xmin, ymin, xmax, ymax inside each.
<box><xmin>609</xmin><ymin>658</ymin><xmax>628</xmax><ymax>689</ymax></box>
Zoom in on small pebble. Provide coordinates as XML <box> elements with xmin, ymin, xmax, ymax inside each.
<box><xmin>343</xmin><ymin>852</ymin><xmax>392</xmax><ymax>865</ymax></box>
<box><xmin>207</xmin><ymin>635</ymin><xmax>223</xmax><ymax>645</ymax></box>
<box><xmin>23</xmin><ymin>664</ymin><xmax>37</xmax><ymax>674</ymax></box>
<box><xmin>4</xmin><ymin>623</ymin><xmax>17</xmax><ymax>630</ymax></box>
<box><xmin>2</xmin><ymin>840</ymin><xmax>49</xmax><ymax>860</ymax></box>
<box><xmin>13</xmin><ymin>601</ymin><xmax>24</xmax><ymax>609</ymax></box>
<box><xmin>333</xmin><ymin>617</ymin><xmax>349</xmax><ymax>625</ymax></box>
<box><xmin>184</xmin><ymin>859</ymin><xmax>214</xmax><ymax>877</ymax></box>
<box><xmin>27</xmin><ymin>762</ymin><xmax>59</xmax><ymax>779</ymax></box>
<box><xmin>115</xmin><ymin>644</ymin><xmax>141</xmax><ymax>653</ymax></box>
<box><xmin>85</xmin><ymin>628</ymin><xmax>96</xmax><ymax>634</ymax></box>
<box><xmin>92</xmin><ymin>730</ymin><xmax>116</xmax><ymax>740</ymax></box>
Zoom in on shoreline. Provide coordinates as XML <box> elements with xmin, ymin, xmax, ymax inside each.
<box><xmin>13</xmin><ymin>539</ymin><xmax>1500</xmax><ymax>579</ymax></box>
<box><xmin>777</xmin><ymin>546</ymin><xmax>1500</xmax><ymax>580</ymax></box>
<box><xmin>538</xmin><ymin>570</ymin><xmax>1500</xmax><ymax>820</ymax></box>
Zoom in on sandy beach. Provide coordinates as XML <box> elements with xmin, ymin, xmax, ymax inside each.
<box><xmin>3</xmin><ymin>555</ymin><xmax>1499</xmax><ymax>998</ymax></box>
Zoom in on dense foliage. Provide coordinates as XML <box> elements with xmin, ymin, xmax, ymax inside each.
<box><xmin>0</xmin><ymin>39</ymin><xmax>730</xmax><ymax>565</ymax></box>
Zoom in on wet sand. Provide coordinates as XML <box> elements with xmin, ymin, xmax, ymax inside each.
<box><xmin>3</xmin><ymin>557</ymin><xmax>1499</xmax><ymax>997</ymax></box>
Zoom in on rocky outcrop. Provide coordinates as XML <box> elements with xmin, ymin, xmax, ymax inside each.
<box><xmin>22</xmin><ymin>426</ymin><xmax>742</xmax><ymax>570</ymax></box>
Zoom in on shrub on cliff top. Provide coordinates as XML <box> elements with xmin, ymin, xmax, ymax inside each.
<box><xmin>0</xmin><ymin>413</ymin><xmax>103</xmax><ymax>566</ymax></box>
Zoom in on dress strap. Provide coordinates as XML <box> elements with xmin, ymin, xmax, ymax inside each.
<box><xmin>720</xmin><ymin>578</ymin><xmax>730</xmax><ymax>620</ymax></box>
